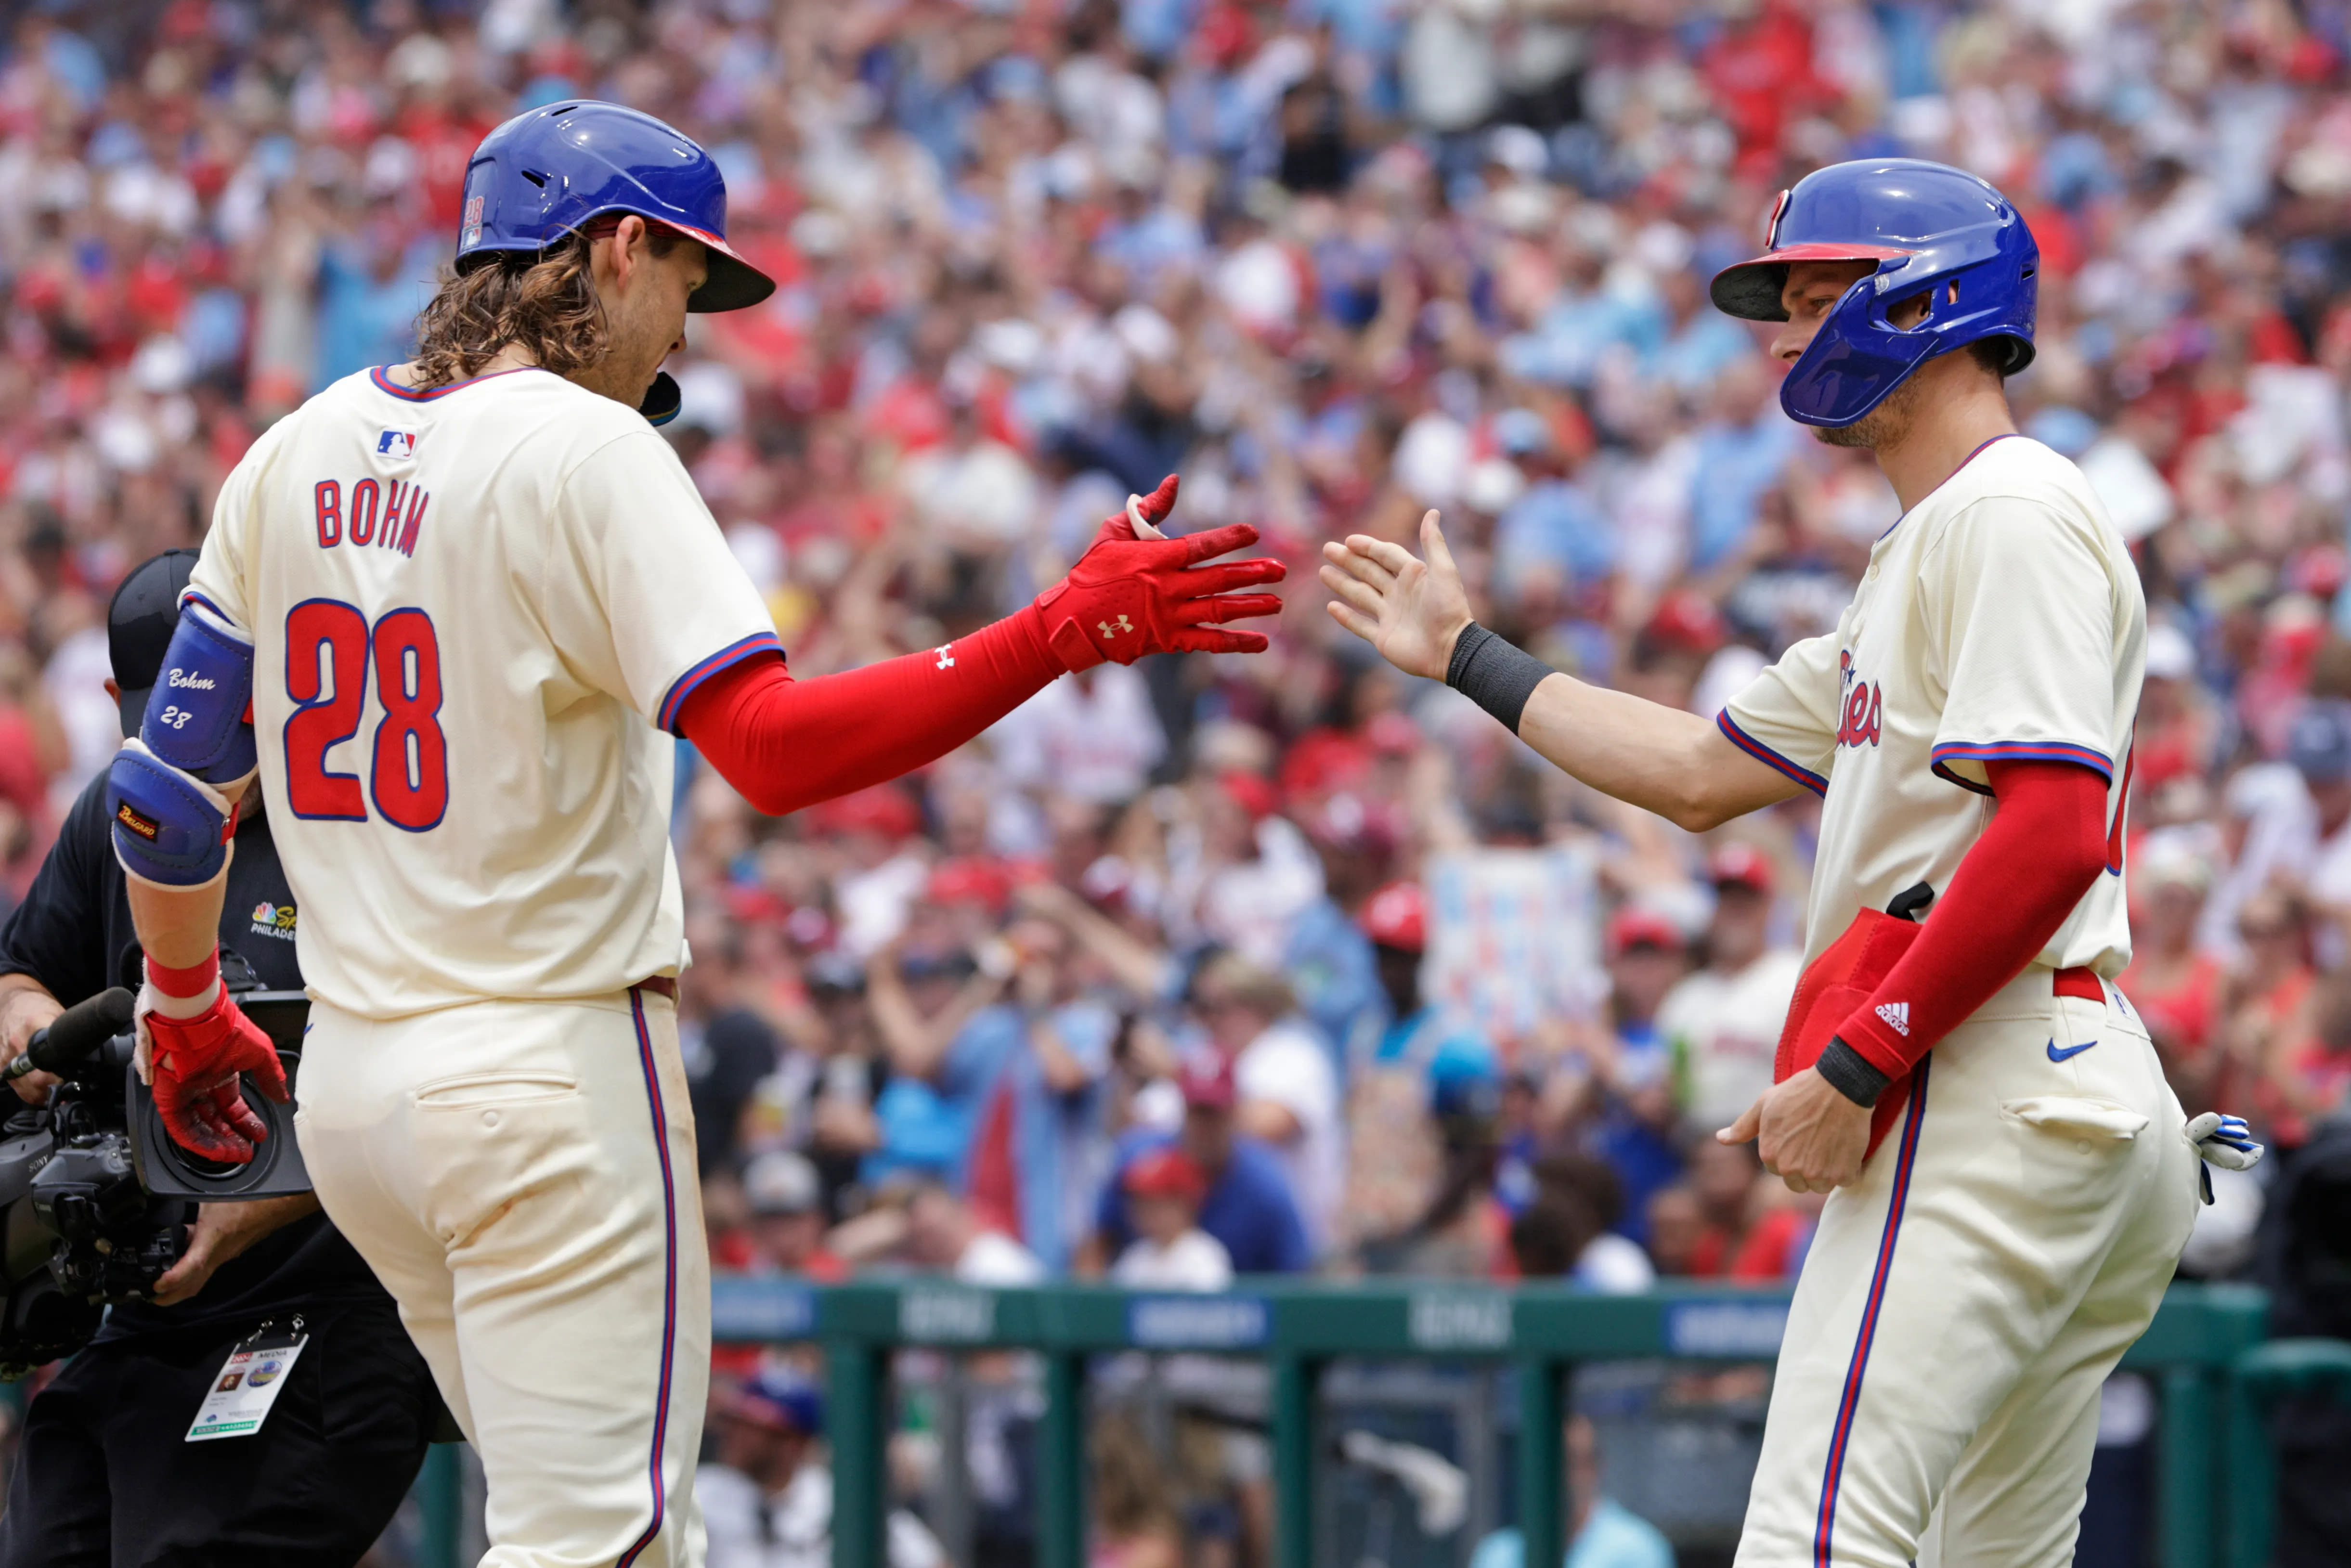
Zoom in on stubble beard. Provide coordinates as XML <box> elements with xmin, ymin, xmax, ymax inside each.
<box><xmin>574</xmin><ymin>287</ymin><xmax>675</xmax><ymax>410</ymax></box>
<box><xmin>1811</xmin><ymin>376</ymin><xmax>1921</xmax><ymax>451</ymax></box>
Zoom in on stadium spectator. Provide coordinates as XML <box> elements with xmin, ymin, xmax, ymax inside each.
<box><xmin>1656</xmin><ymin>843</ymin><xmax>1800</xmax><ymax>1135</ymax></box>
<box><xmin>741</xmin><ymin>1152</ymin><xmax>847</xmax><ymax>1283</ymax></box>
<box><xmin>1086</xmin><ymin>1416</ymin><xmax>1186</xmax><ymax>1568</ymax></box>
<box><xmin>1678</xmin><ymin>1139</ymin><xmax>1816</xmax><ymax>1283</ymax></box>
<box><xmin>1338</xmin><ymin>881</ymin><xmax>1502</xmax><ymax>1257</ymax></box>
<box><xmin>1467</xmin><ymin>1416</ymin><xmax>1674</xmax><ymax>1568</ymax></box>
<box><xmin>701</xmin><ymin>1368</ymin><xmax>945</xmax><ymax>1568</ymax></box>
<box><xmin>1191</xmin><ymin>952</ymin><xmax>1345</xmax><ymax>1250</ymax></box>
<box><xmin>1085</xmin><ymin>1057</ymin><xmax>1312</xmax><ymax>1276</ymax></box>
<box><xmin>1109</xmin><ymin>1146</ymin><xmax>1232</xmax><ymax>1291</ymax></box>
<box><xmin>901</xmin><ymin>1178</ymin><xmax>1045</xmax><ymax>1287</ymax></box>
<box><xmin>1509</xmin><ymin>1153</ymin><xmax>1655</xmax><ymax>1293</ymax></box>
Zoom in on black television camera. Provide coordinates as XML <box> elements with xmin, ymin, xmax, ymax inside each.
<box><xmin>0</xmin><ymin>979</ymin><xmax>310</xmax><ymax>1378</ymax></box>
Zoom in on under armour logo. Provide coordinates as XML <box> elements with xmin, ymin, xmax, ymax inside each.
<box><xmin>935</xmin><ymin>645</ymin><xmax>955</xmax><ymax>670</ymax></box>
<box><xmin>1876</xmin><ymin>1001</ymin><xmax>1910</xmax><ymax>1037</ymax></box>
<box><xmin>1099</xmin><ymin>615</ymin><xmax>1134</xmax><ymax>639</ymax></box>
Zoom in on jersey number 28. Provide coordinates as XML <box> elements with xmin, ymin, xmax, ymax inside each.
<box><xmin>283</xmin><ymin>599</ymin><xmax>448</xmax><ymax>830</ymax></box>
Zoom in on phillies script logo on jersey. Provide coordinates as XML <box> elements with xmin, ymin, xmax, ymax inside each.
<box><xmin>1837</xmin><ymin>650</ymin><xmax>1883</xmax><ymax>749</ymax></box>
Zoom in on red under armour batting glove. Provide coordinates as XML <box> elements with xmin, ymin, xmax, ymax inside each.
<box><xmin>140</xmin><ymin>951</ymin><xmax>288</xmax><ymax>1165</ymax></box>
<box><xmin>1030</xmin><ymin>475</ymin><xmax>1286</xmax><ymax>673</ymax></box>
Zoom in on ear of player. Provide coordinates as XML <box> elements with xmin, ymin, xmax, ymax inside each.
<box><xmin>1031</xmin><ymin>475</ymin><xmax>1287</xmax><ymax>673</ymax></box>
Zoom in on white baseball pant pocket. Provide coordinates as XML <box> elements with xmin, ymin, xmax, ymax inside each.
<box><xmin>295</xmin><ymin>991</ymin><xmax>710</xmax><ymax>1568</ymax></box>
<box><xmin>1735</xmin><ymin>989</ymin><xmax>2196</xmax><ymax>1568</ymax></box>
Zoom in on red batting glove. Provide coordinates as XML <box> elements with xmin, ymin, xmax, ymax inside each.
<box><xmin>145</xmin><ymin>988</ymin><xmax>288</xmax><ymax>1165</ymax></box>
<box><xmin>1031</xmin><ymin>475</ymin><xmax>1286</xmax><ymax>672</ymax></box>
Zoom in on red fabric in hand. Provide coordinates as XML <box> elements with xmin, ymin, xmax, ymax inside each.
<box><xmin>678</xmin><ymin>609</ymin><xmax>1064</xmax><ymax>818</ymax></box>
<box><xmin>147</xmin><ymin>984</ymin><xmax>288</xmax><ymax>1165</ymax></box>
<box><xmin>1031</xmin><ymin>475</ymin><xmax>1285</xmax><ymax>671</ymax></box>
<box><xmin>1834</xmin><ymin>758</ymin><xmax>2114</xmax><ymax>1080</ymax></box>
<box><xmin>1773</xmin><ymin>906</ymin><xmax>1926</xmax><ymax>1158</ymax></box>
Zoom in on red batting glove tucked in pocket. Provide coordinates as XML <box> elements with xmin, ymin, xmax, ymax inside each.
<box><xmin>1776</xmin><ymin>906</ymin><xmax>1923</xmax><ymax>1159</ymax></box>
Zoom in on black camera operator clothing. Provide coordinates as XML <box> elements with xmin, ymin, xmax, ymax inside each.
<box><xmin>0</xmin><ymin>776</ymin><xmax>385</xmax><ymax>1337</ymax></box>
<box><xmin>0</xmin><ymin>1297</ymin><xmax>433</xmax><ymax>1568</ymax></box>
<box><xmin>0</xmin><ymin>775</ymin><xmax>435</xmax><ymax>1564</ymax></box>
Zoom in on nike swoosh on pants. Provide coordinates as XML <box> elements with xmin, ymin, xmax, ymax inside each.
<box><xmin>2046</xmin><ymin>1038</ymin><xmax>2098</xmax><ymax>1063</ymax></box>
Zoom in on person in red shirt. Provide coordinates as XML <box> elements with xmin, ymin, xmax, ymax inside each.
<box><xmin>2120</xmin><ymin>835</ymin><xmax>2229</xmax><ymax>1114</ymax></box>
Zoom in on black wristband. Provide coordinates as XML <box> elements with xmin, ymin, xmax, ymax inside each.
<box><xmin>1444</xmin><ymin>622</ymin><xmax>1554</xmax><ymax>734</ymax></box>
<box><xmin>1815</xmin><ymin>1037</ymin><xmax>1891</xmax><ymax>1108</ymax></box>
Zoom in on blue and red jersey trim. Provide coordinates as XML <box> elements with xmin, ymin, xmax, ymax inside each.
<box><xmin>617</xmin><ymin>988</ymin><xmax>682</xmax><ymax>1568</ymax></box>
<box><xmin>656</xmin><ymin>632</ymin><xmax>783</xmax><ymax>735</ymax></box>
<box><xmin>367</xmin><ymin>365</ymin><xmax>546</xmax><ymax>402</ymax></box>
<box><xmin>1929</xmin><ymin>739</ymin><xmax>2113</xmax><ymax>794</ymax></box>
<box><xmin>1718</xmin><ymin>710</ymin><xmax>1829</xmax><ymax>798</ymax></box>
<box><xmin>178</xmin><ymin>589</ymin><xmax>232</xmax><ymax>625</ymax></box>
<box><xmin>1813</xmin><ymin>1054</ymin><xmax>1932</xmax><ymax>1566</ymax></box>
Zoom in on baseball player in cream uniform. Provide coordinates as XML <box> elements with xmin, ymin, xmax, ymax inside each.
<box><xmin>1321</xmin><ymin>159</ymin><xmax>2261</xmax><ymax>1567</ymax></box>
<box><xmin>104</xmin><ymin>104</ymin><xmax>1280</xmax><ymax>1568</ymax></box>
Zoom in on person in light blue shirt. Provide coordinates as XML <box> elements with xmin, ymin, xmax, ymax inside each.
<box><xmin>1686</xmin><ymin>361</ymin><xmax>1799</xmax><ymax>571</ymax></box>
<box><xmin>1491</xmin><ymin>406</ymin><xmax>1615</xmax><ymax>594</ymax></box>
<box><xmin>314</xmin><ymin>224</ymin><xmax>444</xmax><ymax>389</ymax></box>
<box><xmin>1467</xmin><ymin>1417</ymin><xmax>1675</xmax><ymax>1568</ymax></box>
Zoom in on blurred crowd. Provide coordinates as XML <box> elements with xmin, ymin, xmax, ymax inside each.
<box><xmin>5</xmin><ymin>0</ymin><xmax>2351</xmax><ymax>1429</ymax></box>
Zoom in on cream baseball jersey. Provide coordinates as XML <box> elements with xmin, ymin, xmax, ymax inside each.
<box><xmin>1717</xmin><ymin>434</ymin><xmax>2145</xmax><ymax>975</ymax></box>
<box><xmin>186</xmin><ymin>366</ymin><xmax>779</xmax><ymax>1017</ymax></box>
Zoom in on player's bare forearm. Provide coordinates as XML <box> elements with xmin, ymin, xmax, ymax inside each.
<box><xmin>1516</xmin><ymin>676</ymin><xmax>1803</xmax><ymax>831</ymax></box>
<box><xmin>126</xmin><ymin>867</ymin><xmax>232</xmax><ymax>971</ymax></box>
<box><xmin>1321</xmin><ymin>513</ymin><xmax>1798</xmax><ymax>832</ymax></box>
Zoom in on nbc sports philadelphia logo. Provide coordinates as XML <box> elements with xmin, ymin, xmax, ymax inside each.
<box><xmin>249</xmin><ymin>902</ymin><xmax>298</xmax><ymax>942</ymax></box>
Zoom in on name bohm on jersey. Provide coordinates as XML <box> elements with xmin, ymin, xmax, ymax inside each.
<box><xmin>313</xmin><ymin>476</ymin><xmax>429</xmax><ymax>557</ymax></box>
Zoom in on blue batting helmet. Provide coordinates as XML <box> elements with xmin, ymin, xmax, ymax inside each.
<box><xmin>455</xmin><ymin>101</ymin><xmax>776</xmax><ymax>314</ymax></box>
<box><xmin>1711</xmin><ymin>159</ymin><xmax>2037</xmax><ymax>428</ymax></box>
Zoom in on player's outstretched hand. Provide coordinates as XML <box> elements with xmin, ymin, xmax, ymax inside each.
<box><xmin>1320</xmin><ymin>510</ymin><xmax>1474</xmax><ymax>682</ymax></box>
<box><xmin>1032</xmin><ymin>475</ymin><xmax>1287</xmax><ymax>672</ymax></box>
<box><xmin>141</xmin><ymin>986</ymin><xmax>289</xmax><ymax>1165</ymax></box>
<box><xmin>1719</xmin><ymin>1067</ymin><xmax>1872</xmax><ymax>1194</ymax></box>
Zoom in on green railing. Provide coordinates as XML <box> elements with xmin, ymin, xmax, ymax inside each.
<box><xmin>688</xmin><ymin>1277</ymin><xmax>2267</xmax><ymax>1568</ymax></box>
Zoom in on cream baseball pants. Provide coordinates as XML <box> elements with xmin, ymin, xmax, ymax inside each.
<box><xmin>294</xmin><ymin>987</ymin><xmax>708</xmax><ymax>1568</ymax></box>
<box><xmin>1736</xmin><ymin>968</ymin><xmax>2201</xmax><ymax>1568</ymax></box>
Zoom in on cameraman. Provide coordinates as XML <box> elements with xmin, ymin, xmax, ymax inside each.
<box><xmin>0</xmin><ymin>552</ymin><xmax>437</xmax><ymax>1565</ymax></box>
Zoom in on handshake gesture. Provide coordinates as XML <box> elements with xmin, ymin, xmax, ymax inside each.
<box><xmin>1317</xmin><ymin>510</ymin><xmax>1474</xmax><ymax>681</ymax></box>
<box><xmin>1033</xmin><ymin>476</ymin><xmax>1287</xmax><ymax>672</ymax></box>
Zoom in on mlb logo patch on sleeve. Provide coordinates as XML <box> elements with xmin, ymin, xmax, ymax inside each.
<box><xmin>377</xmin><ymin>430</ymin><xmax>417</xmax><ymax>461</ymax></box>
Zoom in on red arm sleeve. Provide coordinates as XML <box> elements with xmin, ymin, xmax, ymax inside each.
<box><xmin>676</xmin><ymin>606</ymin><xmax>1062</xmax><ymax>818</ymax></box>
<box><xmin>1831</xmin><ymin>758</ymin><xmax>2113</xmax><ymax>1080</ymax></box>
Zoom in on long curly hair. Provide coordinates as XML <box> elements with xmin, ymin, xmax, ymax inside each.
<box><xmin>408</xmin><ymin>219</ymin><xmax>679</xmax><ymax>389</ymax></box>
